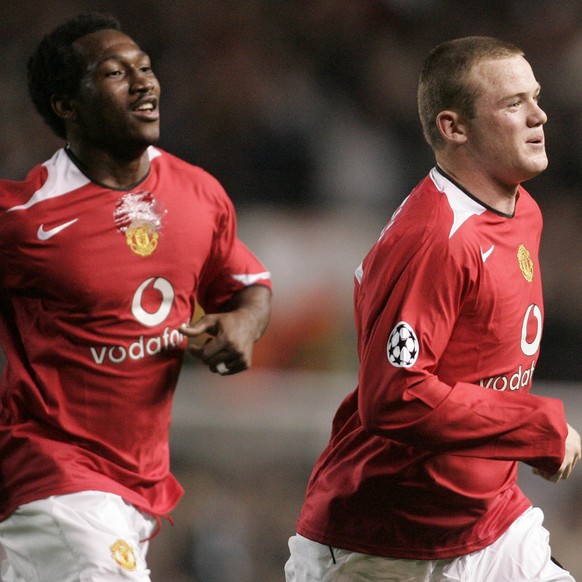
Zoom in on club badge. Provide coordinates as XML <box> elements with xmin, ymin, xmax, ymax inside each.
<box><xmin>110</xmin><ymin>539</ymin><xmax>137</xmax><ymax>572</ymax></box>
<box><xmin>517</xmin><ymin>244</ymin><xmax>534</xmax><ymax>282</ymax></box>
<box><xmin>114</xmin><ymin>190</ymin><xmax>164</xmax><ymax>257</ymax></box>
<box><xmin>125</xmin><ymin>221</ymin><xmax>158</xmax><ymax>256</ymax></box>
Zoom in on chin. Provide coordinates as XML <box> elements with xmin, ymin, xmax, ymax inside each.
<box><xmin>532</xmin><ymin>161</ymin><xmax>549</xmax><ymax>177</ymax></box>
<box><xmin>134</xmin><ymin>132</ymin><xmax>160</xmax><ymax>150</ymax></box>
<box><xmin>521</xmin><ymin>158</ymin><xmax>548</xmax><ymax>180</ymax></box>
<box><xmin>143</xmin><ymin>129</ymin><xmax>161</xmax><ymax>145</ymax></box>
<box><xmin>133</xmin><ymin>121</ymin><xmax>160</xmax><ymax>142</ymax></box>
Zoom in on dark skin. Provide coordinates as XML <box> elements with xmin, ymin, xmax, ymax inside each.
<box><xmin>51</xmin><ymin>28</ymin><xmax>271</xmax><ymax>374</ymax></box>
<box><xmin>52</xmin><ymin>29</ymin><xmax>160</xmax><ymax>187</ymax></box>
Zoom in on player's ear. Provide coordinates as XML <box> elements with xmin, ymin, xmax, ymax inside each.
<box><xmin>436</xmin><ymin>110</ymin><xmax>468</xmax><ymax>145</ymax></box>
<box><xmin>51</xmin><ymin>94</ymin><xmax>77</xmax><ymax>122</ymax></box>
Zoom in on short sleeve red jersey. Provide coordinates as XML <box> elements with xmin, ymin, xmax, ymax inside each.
<box><xmin>295</xmin><ymin>167</ymin><xmax>567</xmax><ymax>559</ymax></box>
<box><xmin>0</xmin><ymin>147</ymin><xmax>271</xmax><ymax>521</ymax></box>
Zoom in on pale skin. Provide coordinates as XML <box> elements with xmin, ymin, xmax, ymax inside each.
<box><xmin>435</xmin><ymin>55</ymin><xmax>547</xmax><ymax>215</ymax></box>
<box><xmin>433</xmin><ymin>54</ymin><xmax>581</xmax><ymax>481</ymax></box>
<box><xmin>535</xmin><ymin>425</ymin><xmax>581</xmax><ymax>483</ymax></box>
<box><xmin>52</xmin><ymin>28</ymin><xmax>271</xmax><ymax>375</ymax></box>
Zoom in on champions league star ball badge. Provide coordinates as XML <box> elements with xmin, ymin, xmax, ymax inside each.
<box><xmin>114</xmin><ymin>191</ymin><xmax>164</xmax><ymax>257</ymax></box>
<box><xmin>387</xmin><ymin>321</ymin><xmax>419</xmax><ymax>368</ymax></box>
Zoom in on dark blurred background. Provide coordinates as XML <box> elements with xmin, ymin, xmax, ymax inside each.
<box><xmin>1</xmin><ymin>1</ymin><xmax>582</xmax><ymax>580</ymax></box>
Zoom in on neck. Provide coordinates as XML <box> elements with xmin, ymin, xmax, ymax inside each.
<box><xmin>435</xmin><ymin>157</ymin><xmax>518</xmax><ymax>216</ymax></box>
<box><xmin>65</xmin><ymin>142</ymin><xmax>152</xmax><ymax>189</ymax></box>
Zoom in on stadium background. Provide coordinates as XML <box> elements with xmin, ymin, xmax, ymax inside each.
<box><xmin>1</xmin><ymin>1</ymin><xmax>582</xmax><ymax>580</ymax></box>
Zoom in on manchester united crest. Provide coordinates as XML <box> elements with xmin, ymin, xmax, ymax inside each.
<box><xmin>125</xmin><ymin>221</ymin><xmax>159</xmax><ymax>256</ymax></box>
<box><xmin>110</xmin><ymin>539</ymin><xmax>137</xmax><ymax>572</ymax></box>
<box><xmin>114</xmin><ymin>190</ymin><xmax>164</xmax><ymax>257</ymax></box>
<box><xmin>517</xmin><ymin>244</ymin><xmax>534</xmax><ymax>282</ymax></box>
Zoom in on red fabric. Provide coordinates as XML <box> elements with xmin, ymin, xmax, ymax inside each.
<box><xmin>0</xmin><ymin>147</ymin><xmax>271</xmax><ymax>521</ymax></box>
<box><xmin>296</xmin><ymin>168</ymin><xmax>567</xmax><ymax>559</ymax></box>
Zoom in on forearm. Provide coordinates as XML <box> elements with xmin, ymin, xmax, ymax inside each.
<box><xmin>221</xmin><ymin>284</ymin><xmax>272</xmax><ymax>341</ymax></box>
<box><xmin>360</xmin><ymin>372</ymin><xmax>567</xmax><ymax>473</ymax></box>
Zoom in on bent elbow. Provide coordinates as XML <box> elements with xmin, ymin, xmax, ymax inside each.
<box><xmin>359</xmin><ymin>399</ymin><xmax>386</xmax><ymax>436</ymax></box>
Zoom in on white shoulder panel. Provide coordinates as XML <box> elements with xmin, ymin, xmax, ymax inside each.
<box><xmin>429</xmin><ymin>167</ymin><xmax>487</xmax><ymax>239</ymax></box>
<box><xmin>7</xmin><ymin>146</ymin><xmax>161</xmax><ymax>213</ymax></box>
<box><xmin>7</xmin><ymin>148</ymin><xmax>90</xmax><ymax>212</ymax></box>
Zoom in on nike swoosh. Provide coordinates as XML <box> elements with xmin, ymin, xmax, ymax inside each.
<box><xmin>480</xmin><ymin>244</ymin><xmax>495</xmax><ymax>263</ymax></box>
<box><xmin>37</xmin><ymin>219</ymin><xmax>78</xmax><ymax>241</ymax></box>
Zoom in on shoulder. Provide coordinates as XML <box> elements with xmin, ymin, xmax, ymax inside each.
<box><xmin>148</xmin><ymin>148</ymin><xmax>235</xmax><ymax>221</ymax></box>
<box><xmin>149</xmin><ymin>147</ymin><xmax>232</xmax><ymax>205</ymax></box>
<box><xmin>377</xmin><ymin>170</ymin><xmax>470</xmax><ymax>252</ymax></box>
<box><xmin>1</xmin><ymin>149</ymin><xmax>92</xmax><ymax>213</ymax></box>
<box><xmin>0</xmin><ymin>160</ymin><xmax>51</xmax><ymax>212</ymax></box>
<box><xmin>150</xmin><ymin>147</ymin><xmax>224</xmax><ymax>188</ymax></box>
<box><xmin>366</xmin><ymin>170</ymin><xmax>485</xmax><ymax>277</ymax></box>
<box><xmin>515</xmin><ymin>185</ymin><xmax>543</xmax><ymax>221</ymax></box>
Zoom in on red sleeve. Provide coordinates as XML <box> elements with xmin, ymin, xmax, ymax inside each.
<box><xmin>355</xmin><ymin>205</ymin><xmax>566</xmax><ymax>475</ymax></box>
<box><xmin>198</xmin><ymin>238</ymin><xmax>271</xmax><ymax>313</ymax></box>
<box><xmin>196</xmin><ymin>185</ymin><xmax>271</xmax><ymax>314</ymax></box>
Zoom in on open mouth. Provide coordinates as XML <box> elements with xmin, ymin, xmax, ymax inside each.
<box><xmin>133</xmin><ymin>99</ymin><xmax>159</xmax><ymax>119</ymax></box>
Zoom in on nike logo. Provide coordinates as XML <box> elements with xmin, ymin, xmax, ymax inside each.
<box><xmin>37</xmin><ymin>219</ymin><xmax>78</xmax><ymax>241</ymax></box>
<box><xmin>480</xmin><ymin>244</ymin><xmax>495</xmax><ymax>263</ymax></box>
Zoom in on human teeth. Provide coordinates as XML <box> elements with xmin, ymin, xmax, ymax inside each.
<box><xmin>136</xmin><ymin>103</ymin><xmax>153</xmax><ymax>111</ymax></box>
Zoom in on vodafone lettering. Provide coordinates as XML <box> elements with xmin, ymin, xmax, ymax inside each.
<box><xmin>521</xmin><ymin>304</ymin><xmax>542</xmax><ymax>356</ymax></box>
<box><xmin>479</xmin><ymin>303</ymin><xmax>542</xmax><ymax>392</ymax></box>
<box><xmin>90</xmin><ymin>327</ymin><xmax>185</xmax><ymax>365</ymax></box>
<box><xmin>132</xmin><ymin>277</ymin><xmax>174</xmax><ymax>327</ymax></box>
<box><xmin>90</xmin><ymin>277</ymin><xmax>187</xmax><ymax>365</ymax></box>
<box><xmin>480</xmin><ymin>361</ymin><xmax>536</xmax><ymax>391</ymax></box>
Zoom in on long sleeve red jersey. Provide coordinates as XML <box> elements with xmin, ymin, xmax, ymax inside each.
<box><xmin>296</xmin><ymin>167</ymin><xmax>567</xmax><ymax>559</ymax></box>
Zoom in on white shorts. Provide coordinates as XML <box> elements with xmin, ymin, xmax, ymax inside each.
<box><xmin>0</xmin><ymin>491</ymin><xmax>157</xmax><ymax>582</ymax></box>
<box><xmin>285</xmin><ymin>507</ymin><xmax>575</xmax><ymax>581</ymax></box>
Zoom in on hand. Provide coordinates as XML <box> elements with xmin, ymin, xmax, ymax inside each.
<box><xmin>179</xmin><ymin>286</ymin><xmax>271</xmax><ymax>375</ymax></box>
<box><xmin>179</xmin><ymin>309</ymin><xmax>259</xmax><ymax>375</ymax></box>
<box><xmin>533</xmin><ymin>423</ymin><xmax>581</xmax><ymax>483</ymax></box>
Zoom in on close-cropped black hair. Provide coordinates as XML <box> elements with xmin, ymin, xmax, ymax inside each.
<box><xmin>27</xmin><ymin>12</ymin><xmax>122</xmax><ymax>139</ymax></box>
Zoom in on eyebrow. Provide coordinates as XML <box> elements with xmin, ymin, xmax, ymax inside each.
<box><xmin>87</xmin><ymin>50</ymin><xmax>150</xmax><ymax>72</ymax></box>
<box><xmin>501</xmin><ymin>84</ymin><xmax>542</xmax><ymax>102</ymax></box>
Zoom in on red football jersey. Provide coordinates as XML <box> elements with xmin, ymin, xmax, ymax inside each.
<box><xmin>0</xmin><ymin>147</ymin><xmax>271</xmax><ymax>521</ymax></box>
<box><xmin>296</xmin><ymin>167</ymin><xmax>567</xmax><ymax>559</ymax></box>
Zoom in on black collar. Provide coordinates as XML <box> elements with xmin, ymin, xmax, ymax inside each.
<box><xmin>64</xmin><ymin>144</ymin><xmax>150</xmax><ymax>192</ymax></box>
<box><xmin>434</xmin><ymin>164</ymin><xmax>515</xmax><ymax>219</ymax></box>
